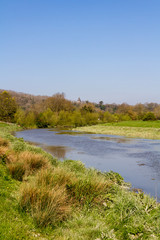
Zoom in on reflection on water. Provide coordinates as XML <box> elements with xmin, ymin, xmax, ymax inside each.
<box><xmin>29</xmin><ymin>141</ymin><xmax>72</xmax><ymax>159</ymax></box>
<box><xmin>48</xmin><ymin>127</ymin><xmax>72</xmax><ymax>132</ymax></box>
<box><xmin>55</xmin><ymin>131</ymin><xmax>88</xmax><ymax>135</ymax></box>
<box><xmin>43</xmin><ymin>145</ymin><xmax>72</xmax><ymax>159</ymax></box>
<box><xmin>91</xmin><ymin>136</ymin><xmax>132</xmax><ymax>143</ymax></box>
<box><xmin>15</xmin><ymin>128</ymin><xmax>160</xmax><ymax>200</ymax></box>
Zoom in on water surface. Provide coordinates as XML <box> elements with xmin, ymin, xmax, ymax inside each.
<box><xmin>15</xmin><ymin>128</ymin><xmax>160</xmax><ymax>200</ymax></box>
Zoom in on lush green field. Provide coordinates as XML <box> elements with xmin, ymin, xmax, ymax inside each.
<box><xmin>0</xmin><ymin>122</ymin><xmax>160</xmax><ymax>239</ymax></box>
<box><xmin>75</xmin><ymin>121</ymin><xmax>160</xmax><ymax>139</ymax></box>
<box><xmin>104</xmin><ymin>120</ymin><xmax>160</xmax><ymax>128</ymax></box>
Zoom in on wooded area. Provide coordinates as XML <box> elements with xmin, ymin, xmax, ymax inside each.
<box><xmin>0</xmin><ymin>89</ymin><xmax>160</xmax><ymax>128</ymax></box>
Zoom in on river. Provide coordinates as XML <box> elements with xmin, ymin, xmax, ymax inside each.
<box><xmin>15</xmin><ymin>128</ymin><xmax>160</xmax><ymax>200</ymax></box>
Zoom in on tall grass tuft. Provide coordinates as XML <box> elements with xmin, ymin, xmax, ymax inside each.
<box><xmin>0</xmin><ymin>137</ymin><xmax>9</xmax><ymax>147</ymax></box>
<box><xmin>19</xmin><ymin>178</ymin><xmax>72</xmax><ymax>227</ymax></box>
<box><xmin>0</xmin><ymin>146</ymin><xmax>9</xmax><ymax>165</ymax></box>
<box><xmin>66</xmin><ymin>170</ymin><xmax>112</xmax><ymax>205</ymax></box>
<box><xmin>7</xmin><ymin>151</ymin><xmax>50</xmax><ymax>180</ymax></box>
<box><xmin>35</xmin><ymin>167</ymin><xmax>77</xmax><ymax>188</ymax></box>
<box><xmin>61</xmin><ymin>159</ymin><xmax>87</xmax><ymax>177</ymax></box>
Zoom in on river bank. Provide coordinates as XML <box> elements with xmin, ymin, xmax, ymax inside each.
<box><xmin>75</xmin><ymin>121</ymin><xmax>160</xmax><ymax>140</ymax></box>
<box><xmin>0</xmin><ymin>122</ymin><xmax>160</xmax><ymax>239</ymax></box>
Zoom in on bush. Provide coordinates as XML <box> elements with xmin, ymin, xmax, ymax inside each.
<box><xmin>143</xmin><ymin>112</ymin><xmax>156</xmax><ymax>121</ymax></box>
<box><xmin>0</xmin><ymin>91</ymin><xmax>17</xmax><ymax>122</ymax></box>
<box><xmin>103</xmin><ymin>112</ymin><xmax>117</xmax><ymax>123</ymax></box>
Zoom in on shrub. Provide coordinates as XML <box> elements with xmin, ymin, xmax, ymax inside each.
<box><xmin>103</xmin><ymin>111</ymin><xmax>117</xmax><ymax>123</ymax></box>
<box><xmin>143</xmin><ymin>112</ymin><xmax>156</xmax><ymax>121</ymax></box>
<box><xmin>0</xmin><ymin>91</ymin><xmax>17</xmax><ymax>122</ymax></box>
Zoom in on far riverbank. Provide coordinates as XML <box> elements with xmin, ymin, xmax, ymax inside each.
<box><xmin>75</xmin><ymin>121</ymin><xmax>160</xmax><ymax>139</ymax></box>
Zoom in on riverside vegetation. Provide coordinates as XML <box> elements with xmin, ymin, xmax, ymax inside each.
<box><xmin>1</xmin><ymin>90</ymin><xmax>160</xmax><ymax>132</ymax></box>
<box><xmin>0</xmin><ymin>122</ymin><xmax>160</xmax><ymax>240</ymax></box>
<box><xmin>75</xmin><ymin>121</ymin><xmax>160</xmax><ymax>140</ymax></box>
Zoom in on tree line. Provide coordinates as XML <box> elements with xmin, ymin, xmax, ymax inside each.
<box><xmin>0</xmin><ymin>90</ymin><xmax>159</xmax><ymax>128</ymax></box>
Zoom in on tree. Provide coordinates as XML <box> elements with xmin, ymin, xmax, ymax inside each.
<box><xmin>0</xmin><ymin>91</ymin><xmax>17</xmax><ymax>122</ymax></box>
<box><xmin>44</xmin><ymin>93</ymin><xmax>74</xmax><ymax>112</ymax></box>
<box><xmin>80</xmin><ymin>103</ymin><xmax>95</xmax><ymax>114</ymax></box>
<box><xmin>98</xmin><ymin>101</ymin><xmax>105</xmax><ymax>111</ymax></box>
<box><xmin>116</xmin><ymin>103</ymin><xmax>137</xmax><ymax>120</ymax></box>
<box><xmin>133</xmin><ymin>103</ymin><xmax>146</xmax><ymax>120</ymax></box>
<box><xmin>153</xmin><ymin>105</ymin><xmax>160</xmax><ymax>120</ymax></box>
<box><xmin>143</xmin><ymin>112</ymin><xmax>156</xmax><ymax>121</ymax></box>
<box><xmin>14</xmin><ymin>108</ymin><xmax>26</xmax><ymax>126</ymax></box>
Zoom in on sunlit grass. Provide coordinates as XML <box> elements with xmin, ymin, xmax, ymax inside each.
<box><xmin>20</xmin><ymin>180</ymin><xmax>72</xmax><ymax>227</ymax></box>
<box><xmin>7</xmin><ymin>151</ymin><xmax>51</xmax><ymax>181</ymax></box>
<box><xmin>0</xmin><ymin>164</ymin><xmax>44</xmax><ymax>240</ymax></box>
<box><xmin>0</xmin><ymin>122</ymin><xmax>160</xmax><ymax>239</ymax></box>
<box><xmin>104</xmin><ymin>120</ymin><xmax>160</xmax><ymax>128</ymax></box>
<box><xmin>75</xmin><ymin>121</ymin><xmax>160</xmax><ymax>139</ymax></box>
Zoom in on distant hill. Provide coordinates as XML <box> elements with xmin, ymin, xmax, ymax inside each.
<box><xmin>0</xmin><ymin>89</ymin><xmax>49</xmax><ymax>110</ymax></box>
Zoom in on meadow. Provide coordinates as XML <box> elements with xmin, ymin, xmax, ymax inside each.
<box><xmin>75</xmin><ymin>120</ymin><xmax>160</xmax><ymax>140</ymax></box>
<box><xmin>0</xmin><ymin>122</ymin><xmax>160</xmax><ymax>240</ymax></box>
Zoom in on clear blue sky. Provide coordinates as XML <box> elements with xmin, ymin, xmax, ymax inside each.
<box><xmin>0</xmin><ymin>0</ymin><xmax>160</xmax><ymax>104</ymax></box>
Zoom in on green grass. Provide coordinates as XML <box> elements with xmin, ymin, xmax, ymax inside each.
<box><xmin>0</xmin><ymin>122</ymin><xmax>160</xmax><ymax>239</ymax></box>
<box><xmin>75</xmin><ymin>120</ymin><xmax>160</xmax><ymax>139</ymax></box>
<box><xmin>103</xmin><ymin>120</ymin><xmax>160</xmax><ymax>128</ymax></box>
<box><xmin>0</xmin><ymin>164</ymin><xmax>42</xmax><ymax>240</ymax></box>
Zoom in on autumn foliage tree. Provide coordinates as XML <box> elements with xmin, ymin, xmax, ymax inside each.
<box><xmin>0</xmin><ymin>91</ymin><xmax>17</xmax><ymax>122</ymax></box>
<box><xmin>44</xmin><ymin>93</ymin><xmax>74</xmax><ymax>112</ymax></box>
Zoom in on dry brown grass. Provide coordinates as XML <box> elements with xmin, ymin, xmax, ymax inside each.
<box><xmin>33</xmin><ymin>167</ymin><xmax>77</xmax><ymax>193</ymax></box>
<box><xmin>0</xmin><ymin>146</ymin><xmax>9</xmax><ymax>156</ymax></box>
<box><xmin>0</xmin><ymin>146</ymin><xmax>9</xmax><ymax>164</ymax></box>
<box><xmin>20</xmin><ymin>177</ymin><xmax>72</xmax><ymax>227</ymax></box>
<box><xmin>7</xmin><ymin>151</ymin><xmax>51</xmax><ymax>181</ymax></box>
<box><xmin>7</xmin><ymin>162</ymin><xmax>26</xmax><ymax>181</ymax></box>
<box><xmin>0</xmin><ymin>137</ymin><xmax>10</xmax><ymax>164</ymax></box>
<box><xmin>18</xmin><ymin>151</ymin><xmax>50</xmax><ymax>173</ymax></box>
<box><xmin>0</xmin><ymin>137</ymin><xmax>9</xmax><ymax>147</ymax></box>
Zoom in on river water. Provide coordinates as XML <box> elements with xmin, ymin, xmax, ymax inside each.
<box><xmin>15</xmin><ymin>128</ymin><xmax>160</xmax><ymax>200</ymax></box>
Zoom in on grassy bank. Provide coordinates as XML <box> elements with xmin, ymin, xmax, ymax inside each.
<box><xmin>0</xmin><ymin>122</ymin><xmax>160</xmax><ymax>239</ymax></box>
<box><xmin>75</xmin><ymin>121</ymin><xmax>160</xmax><ymax>139</ymax></box>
